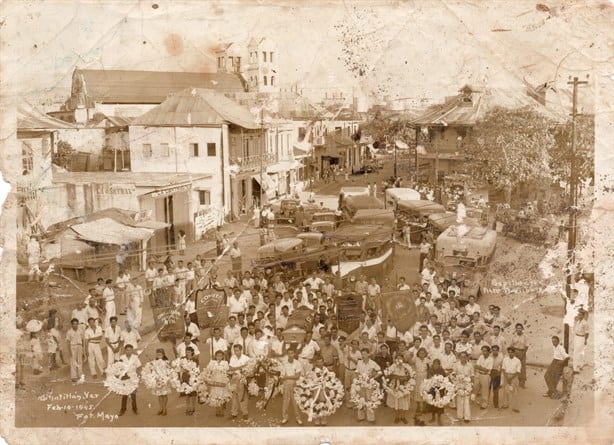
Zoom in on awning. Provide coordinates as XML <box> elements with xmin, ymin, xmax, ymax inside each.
<box><xmin>267</xmin><ymin>160</ymin><xmax>300</xmax><ymax>174</ymax></box>
<box><xmin>252</xmin><ymin>174</ymin><xmax>276</xmax><ymax>191</ymax></box>
<box><xmin>71</xmin><ymin>217</ymin><xmax>154</xmax><ymax>245</ymax></box>
<box><xmin>293</xmin><ymin>140</ymin><xmax>312</xmax><ymax>157</ymax></box>
<box><xmin>133</xmin><ymin>220</ymin><xmax>170</xmax><ymax>230</ymax></box>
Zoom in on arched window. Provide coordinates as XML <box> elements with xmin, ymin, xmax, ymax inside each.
<box><xmin>263</xmin><ymin>76</ymin><xmax>268</xmax><ymax>86</ymax></box>
<box><xmin>270</xmin><ymin>76</ymin><xmax>275</xmax><ymax>86</ymax></box>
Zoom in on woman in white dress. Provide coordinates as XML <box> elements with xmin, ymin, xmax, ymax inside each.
<box><xmin>125</xmin><ymin>281</ymin><xmax>144</xmax><ymax>330</ymax></box>
<box><xmin>204</xmin><ymin>350</ymin><xmax>231</xmax><ymax>417</ymax></box>
<box><xmin>152</xmin><ymin>348</ymin><xmax>172</xmax><ymax>416</ymax></box>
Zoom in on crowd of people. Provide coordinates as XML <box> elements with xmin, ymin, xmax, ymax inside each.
<box><xmin>16</xmin><ymin>210</ymin><xmax>591</xmax><ymax>426</ymax></box>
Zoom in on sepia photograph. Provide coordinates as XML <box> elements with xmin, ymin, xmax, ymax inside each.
<box><xmin>0</xmin><ymin>1</ymin><xmax>612</xmax><ymax>444</ymax></box>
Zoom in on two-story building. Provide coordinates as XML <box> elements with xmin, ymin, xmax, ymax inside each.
<box><xmin>129</xmin><ymin>87</ymin><xmax>266</xmax><ymax>239</ymax></box>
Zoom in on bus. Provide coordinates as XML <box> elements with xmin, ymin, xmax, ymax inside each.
<box><xmin>395</xmin><ymin>200</ymin><xmax>446</xmax><ymax>244</ymax></box>
<box><xmin>384</xmin><ymin>187</ymin><xmax>421</xmax><ymax>210</ymax></box>
<box><xmin>340</xmin><ymin>195</ymin><xmax>385</xmax><ymax>220</ymax></box>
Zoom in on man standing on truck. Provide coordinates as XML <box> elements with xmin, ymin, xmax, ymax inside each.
<box><xmin>419</xmin><ymin>239</ymin><xmax>432</xmax><ymax>272</ymax></box>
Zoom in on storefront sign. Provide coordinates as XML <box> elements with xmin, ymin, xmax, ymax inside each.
<box><xmin>149</xmin><ymin>184</ymin><xmax>190</xmax><ymax>198</ymax></box>
<box><xmin>96</xmin><ymin>183</ymin><xmax>136</xmax><ymax>195</ymax></box>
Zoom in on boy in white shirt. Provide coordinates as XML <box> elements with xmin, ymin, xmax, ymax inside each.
<box><xmin>117</xmin><ymin>344</ymin><xmax>141</xmax><ymax>416</ymax></box>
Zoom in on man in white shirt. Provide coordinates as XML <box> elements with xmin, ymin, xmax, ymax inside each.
<box><xmin>184</xmin><ymin>314</ymin><xmax>201</xmax><ymax>342</ymax></box>
<box><xmin>248</xmin><ymin>329</ymin><xmax>269</xmax><ymax>359</ymax></box>
<box><xmin>321</xmin><ymin>277</ymin><xmax>335</xmax><ymax>299</ymax></box>
<box><xmin>152</xmin><ymin>269</ymin><xmax>165</xmax><ymax>290</ymax></box>
<box><xmin>252</xmin><ymin>291</ymin><xmax>269</xmax><ymax>315</ymax></box>
<box><xmin>84</xmin><ymin>318</ymin><xmax>105</xmax><ymax>378</ymax></box>
<box><xmin>206</xmin><ymin>327</ymin><xmax>229</xmax><ymax>361</ymax></box>
<box><xmin>440</xmin><ymin>342</ymin><xmax>457</xmax><ymax>374</ymax></box>
<box><xmin>489</xmin><ymin>325</ymin><xmax>507</xmax><ymax>352</ymax></box>
<box><xmin>453</xmin><ymin>351</ymin><xmax>474</xmax><ymax>423</ymax></box>
<box><xmin>227</xmin><ymin>288</ymin><xmax>248</xmax><ymax>317</ymax></box>
<box><xmin>102</xmin><ymin>280</ymin><xmax>116</xmax><ymax>330</ymax></box>
<box><xmin>176</xmin><ymin>333</ymin><xmax>201</xmax><ymax>359</ymax></box>
<box><xmin>280</xmin><ymin>348</ymin><xmax>304</xmax><ymax>425</ymax></box>
<box><xmin>233</xmin><ymin>327</ymin><xmax>253</xmax><ymax>357</ymax></box>
<box><xmin>120</xmin><ymin>323</ymin><xmax>141</xmax><ymax>352</ymax></box>
<box><xmin>474</xmin><ymin>345</ymin><xmax>494</xmax><ymax>409</ymax></box>
<box><xmin>117</xmin><ymin>344</ymin><xmax>142</xmax><ymax>416</ymax></box>
<box><xmin>397</xmin><ymin>276</ymin><xmax>411</xmax><ymax>291</ymax></box>
<box><xmin>298</xmin><ymin>332</ymin><xmax>320</xmax><ymax>372</ymax></box>
<box><xmin>104</xmin><ymin>316</ymin><xmax>122</xmax><ymax>369</ymax></box>
<box><xmin>429</xmin><ymin>334</ymin><xmax>445</xmax><ymax>362</ymax></box>
<box><xmin>303</xmin><ymin>271</ymin><xmax>324</xmax><ymax>290</ymax></box>
<box><xmin>85</xmin><ymin>297</ymin><xmax>101</xmax><ymax>326</ymax></box>
<box><xmin>501</xmin><ymin>347</ymin><xmax>522</xmax><ymax>412</ymax></box>
<box><xmin>224</xmin><ymin>316</ymin><xmax>241</xmax><ymax>348</ymax></box>
<box><xmin>465</xmin><ymin>295</ymin><xmax>481</xmax><ymax>317</ymax></box>
<box><xmin>277</xmin><ymin>305</ymin><xmax>290</xmax><ymax>330</ymax></box>
<box><xmin>242</xmin><ymin>271</ymin><xmax>255</xmax><ymax>290</ymax></box>
<box><xmin>229</xmin><ymin>344</ymin><xmax>251</xmax><ymax>419</ymax></box>
<box><xmin>544</xmin><ymin>335</ymin><xmax>569</xmax><ymax>398</ymax></box>
<box><xmin>573</xmin><ymin>309</ymin><xmax>589</xmax><ymax>373</ymax></box>
<box><xmin>71</xmin><ymin>302</ymin><xmax>89</xmax><ymax>331</ymax></box>
<box><xmin>367</xmin><ymin>277</ymin><xmax>381</xmax><ymax>297</ymax></box>
<box><xmin>356</xmin><ymin>348</ymin><xmax>382</xmax><ymax>423</ymax></box>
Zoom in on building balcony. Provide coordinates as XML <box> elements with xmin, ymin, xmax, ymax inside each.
<box><xmin>231</xmin><ymin>152</ymin><xmax>278</xmax><ymax>171</ymax></box>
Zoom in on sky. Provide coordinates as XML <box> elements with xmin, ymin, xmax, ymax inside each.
<box><xmin>0</xmin><ymin>0</ymin><xmax>611</xmax><ymax>110</ymax></box>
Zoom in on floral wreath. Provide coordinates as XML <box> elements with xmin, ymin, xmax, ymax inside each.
<box><xmin>196</xmin><ymin>366</ymin><xmax>231</xmax><ymax>407</ymax></box>
<box><xmin>170</xmin><ymin>358</ymin><xmax>200</xmax><ymax>394</ymax></box>
<box><xmin>294</xmin><ymin>367</ymin><xmax>344</xmax><ymax>422</ymax></box>
<box><xmin>228</xmin><ymin>357</ymin><xmax>258</xmax><ymax>392</ymax></box>
<box><xmin>141</xmin><ymin>359</ymin><xmax>174</xmax><ymax>396</ymax></box>
<box><xmin>104</xmin><ymin>361</ymin><xmax>139</xmax><ymax>395</ymax></box>
<box><xmin>383</xmin><ymin>363</ymin><xmax>416</xmax><ymax>399</ymax></box>
<box><xmin>450</xmin><ymin>373</ymin><xmax>473</xmax><ymax>397</ymax></box>
<box><xmin>349</xmin><ymin>372</ymin><xmax>384</xmax><ymax>411</ymax></box>
<box><xmin>419</xmin><ymin>374</ymin><xmax>456</xmax><ymax>408</ymax></box>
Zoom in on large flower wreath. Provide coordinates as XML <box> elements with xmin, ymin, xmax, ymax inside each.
<box><xmin>383</xmin><ymin>364</ymin><xmax>416</xmax><ymax>399</ymax></box>
<box><xmin>196</xmin><ymin>366</ymin><xmax>231</xmax><ymax>407</ymax></box>
<box><xmin>104</xmin><ymin>361</ymin><xmax>139</xmax><ymax>396</ymax></box>
<box><xmin>254</xmin><ymin>358</ymin><xmax>283</xmax><ymax>410</ymax></box>
<box><xmin>419</xmin><ymin>374</ymin><xmax>456</xmax><ymax>408</ymax></box>
<box><xmin>170</xmin><ymin>358</ymin><xmax>200</xmax><ymax>394</ymax></box>
<box><xmin>141</xmin><ymin>359</ymin><xmax>174</xmax><ymax>396</ymax></box>
<box><xmin>349</xmin><ymin>372</ymin><xmax>385</xmax><ymax>411</ymax></box>
<box><xmin>294</xmin><ymin>367</ymin><xmax>344</xmax><ymax>422</ymax></box>
<box><xmin>228</xmin><ymin>358</ymin><xmax>258</xmax><ymax>392</ymax></box>
<box><xmin>450</xmin><ymin>373</ymin><xmax>473</xmax><ymax>397</ymax></box>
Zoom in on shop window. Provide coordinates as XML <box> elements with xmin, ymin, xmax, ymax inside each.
<box><xmin>263</xmin><ymin>76</ymin><xmax>268</xmax><ymax>86</ymax></box>
<box><xmin>263</xmin><ymin>51</ymin><xmax>267</xmax><ymax>62</ymax></box>
<box><xmin>160</xmin><ymin>143</ymin><xmax>169</xmax><ymax>157</ymax></box>
<box><xmin>190</xmin><ymin>143</ymin><xmax>199</xmax><ymax>157</ymax></box>
<box><xmin>207</xmin><ymin>142</ymin><xmax>216</xmax><ymax>156</ymax></box>
<box><xmin>142</xmin><ymin>143</ymin><xmax>152</xmax><ymax>158</ymax></box>
<box><xmin>198</xmin><ymin>190</ymin><xmax>211</xmax><ymax>205</ymax></box>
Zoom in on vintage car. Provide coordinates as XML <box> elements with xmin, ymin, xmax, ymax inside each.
<box><xmin>339</xmin><ymin>186</ymin><xmax>370</xmax><ymax>209</ymax></box>
<box><xmin>350</xmin><ymin>208</ymin><xmax>395</xmax><ymax>229</ymax></box>
<box><xmin>253</xmin><ymin>236</ymin><xmax>330</xmax><ymax>281</ymax></box>
<box><xmin>433</xmin><ymin>225</ymin><xmax>497</xmax><ymax>305</ymax></box>
<box><xmin>384</xmin><ymin>187</ymin><xmax>421</xmax><ymax>210</ymax></box>
<box><xmin>309</xmin><ymin>211</ymin><xmax>342</xmax><ymax>233</ymax></box>
<box><xmin>327</xmin><ymin>224</ymin><xmax>394</xmax><ymax>283</ymax></box>
<box><xmin>395</xmin><ymin>199</ymin><xmax>446</xmax><ymax>244</ymax></box>
<box><xmin>340</xmin><ymin>195</ymin><xmax>385</xmax><ymax>220</ymax></box>
<box><xmin>427</xmin><ymin>211</ymin><xmax>480</xmax><ymax>238</ymax></box>
<box><xmin>275</xmin><ymin>199</ymin><xmax>301</xmax><ymax>224</ymax></box>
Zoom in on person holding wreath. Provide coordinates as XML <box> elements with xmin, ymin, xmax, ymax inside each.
<box><xmin>426</xmin><ymin>358</ymin><xmax>447</xmax><ymax>425</ymax></box>
<box><xmin>228</xmin><ymin>344</ymin><xmax>251</xmax><ymax>420</ymax></box>
<box><xmin>203</xmin><ymin>349</ymin><xmax>231</xmax><ymax>417</ymax></box>
<box><xmin>385</xmin><ymin>356</ymin><xmax>415</xmax><ymax>424</ymax></box>
<box><xmin>412</xmin><ymin>347</ymin><xmax>430</xmax><ymax>425</ymax></box>
<box><xmin>118</xmin><ymin>344</ymin><xmax>141</xmax><ymax>416</ymax></box>
<box><xmin>453</xmin><ymin>351</ymin><xmax>474</xmax><ymax>423</ymax></box>
<box><xmin>355</xmin><ymin>348</ymin><xmax>382</xmax><ymax>423</ymax></box>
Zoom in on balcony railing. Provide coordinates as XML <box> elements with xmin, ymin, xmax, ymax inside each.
<box><xmin>231</xmin><ymin>152</ymin><xmax>278</xmax><ymax>170</ymax></box>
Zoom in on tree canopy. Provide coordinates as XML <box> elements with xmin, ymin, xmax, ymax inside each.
<box><xmin>465</xmin><ymin>107</ymin><xmax>558</xmax><ymax>190</ymax></box>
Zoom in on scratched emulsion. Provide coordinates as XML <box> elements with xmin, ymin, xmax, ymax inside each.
<box><xmin>0</xmin><ymin>1</ymin><xmax>613</xmax><ymax>445</ymax></box>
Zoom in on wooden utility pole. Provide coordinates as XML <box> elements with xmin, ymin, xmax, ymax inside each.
<box><xmin>564</xmin><ymin>76</ymin><xmax>588</xmax><ymax>352</ymax></box>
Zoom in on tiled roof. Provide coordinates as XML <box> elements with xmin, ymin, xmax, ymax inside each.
<box><xmin>72</xmin><ymin>69</ymin><xmax>247</xmax><ymax>105</ymax></box>
<box><xmin>131</xmin><ymin>88</ymin><xmax>260</xmax><ymax>129</ymax></box>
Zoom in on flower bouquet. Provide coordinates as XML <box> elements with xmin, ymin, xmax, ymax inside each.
<box><xmin>141</xmin><ymin>359</ymin><xmax>174</xmax><ymax>396</ymax></box>
<box><xmin>248</xmin><ymin>380</ymin><xmax>261</xmax><ymax>397</ymax></box>
<box><xmin>349</xmin><ymin>372</ymin><xmax>384</xmax><ymax>411</ymax></box>
<box><xmin>419</xmin><ymin>374</ymin><xmax>456</xmax><ymax>408</ymax></box>
<box><xmin>450</xmin><ymin>373</ymin><xmax>473</xmax><ymax>397</ymax></box>
<box><xmin>196</xmin><ymin>365</ymin><xmax>231</xmax><ymax>407</ymax></box>
<box><xmin>383</xmin><ymin>364</ymin><xmax>416</xmax><ymax>399</ymax></box>
<box><xmin>228</xmin><ymin>357</ymin><xmax>258</xmax><ymax>391</ymax></box>
<box><xmin>170</xmin><ymin>358</ymin><xmax>200</xmax><ymax>395</ymax></box>
<box><xmin>104</xmin><ymin>361</ymin><xmax>139</xmax><ymax>396</ymax></box>
<box><xmin>293</xmin><ymin>367</ymin><xmax>344</xmax><ymax>422</ymax></box>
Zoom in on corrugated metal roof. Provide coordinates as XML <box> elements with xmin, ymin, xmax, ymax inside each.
<box><xmin>132</xmin><ymin>88</ymin><xmax>260</xmax><ymax>129</ymax></box>
<box><xmin>410</xmin><ymin>86</ymin><xmax>566</xmax><ymax>126</ymax></box>
<box><xmin>71</xmin><ymin>218</ymin><xmax>154</xmax><ymax>245</ymax></box>
<box><xmin>17</xmin><ymin>106</ymin><xmax>75</xmax><ymax>130</ymax></box>
<box><xmin>73</xmin><ymin>69</ymin><xmax>246</xmax><ymax>104</ymax></box>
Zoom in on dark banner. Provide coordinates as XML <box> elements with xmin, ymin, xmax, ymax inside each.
<box><xmin>195</xmin><ymin>288</ymin><xmax>228</xmax><ymax>329</ymax></box>
<box><xmin>382</xmin><ymin>290</ymin><xmax>416</xmax><ymax>333</ymax></box>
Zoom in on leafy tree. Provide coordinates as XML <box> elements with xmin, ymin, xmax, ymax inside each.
<box><xmin>464</xmin><ymin>107</ymin><xmax>557</xmax><ymax>190</ymax></box>
<box><xmin>551</xmin><ymin>114</ymin><xmax>594</xmax><ymax>184</ymax></box>
<box><xmin>52</xmin><ymin>140</ymin><xmax>75</xmax><ymax>169</ymax></box>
